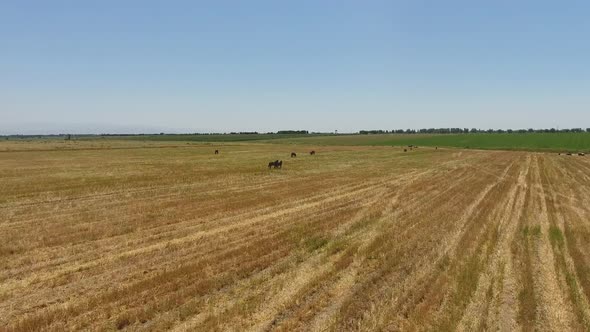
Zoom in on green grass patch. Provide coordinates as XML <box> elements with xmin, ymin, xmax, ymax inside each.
<box><xmin>302</xmin><ymin>236</ymin><xmax>329</xmax><ymax>252</ymax></box>
<box><xmin>266</xmin><ymin>133</ymin><xmax>590</xmax><ymax>152</ymax></box>
<box><xmin>549</xmin><ymin>225</ymin><xmax>565</xmax><ymax>248</ymax></box>
<box><xmin>522</xmin><ymin>225</ymin><xmax>541</xmax><ymax>237</ymax></box>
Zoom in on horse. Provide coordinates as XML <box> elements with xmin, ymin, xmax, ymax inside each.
<box><xmin>214</xmin><ymin>149</ymin><xmax>219</xmax><ymax>155</ymax></box>
<box><xmin>310</xmin><ymin>150</ymin><xmax>316</xmax><ymax>155</ymax></box>
<box><xmin>268</xmin><ymin>160</ymin><xmax>283</xmax><ymax>169</ymax></box>
<box><xmin>291</xmin><ymin>152</ymin><xmax>297</xmax><ymax>158</ymax></box>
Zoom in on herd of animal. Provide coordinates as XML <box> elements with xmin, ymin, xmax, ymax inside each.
<box><xmin>213</xmin><ymin>147</ymin><xmax>585</xmax><ymax>170</ymax></box>
<box><xmin>212</xmin><ymin>149</ymin><xmax>316</xmax><ymax>169</ymax></box>
<box><xmin>559</xmin><ymin>152</ymin><xmax>586</xmax><ymax>156</ymax></box>
<box><xmin>269</xmin><ymin>150</ymin><xmax>316</xmax><ymax>169</ymax></box>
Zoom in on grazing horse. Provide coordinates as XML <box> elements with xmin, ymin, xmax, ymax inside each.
<box><xmin>291</xmin><ymin>152</ymin><xmax>297</xmax><ymax>158</ymax></box>
<box><xmin>214</xmin><ymin>149</ymin><xmax>219</xmax><ymax>155</ymax></box>
<box><xmin>310</xmin><ymin>150</ymin><xmax>316</xmax><ymax>155</ymax></box>
<box><xmin>268</xmin><ymin>160</ymin><xmax>283</xmax><ymax>169</ymax></box>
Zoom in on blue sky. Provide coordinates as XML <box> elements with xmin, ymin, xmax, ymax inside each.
<box><xmin>1</xmin><ymin>1</ymin><xmax>589</xmax><ymax>134</ymax></box>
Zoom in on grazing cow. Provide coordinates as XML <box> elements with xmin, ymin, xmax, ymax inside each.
<box><xmin>214</xmin><ymin>149</ymin><xmax>219</xmax><ymax>155</ymax></box>
<box><xmin>403</xmin><ymin>149</ymin><xmax>407</xmax><ymax>152</ymax></box>
<box><xmin>435</xmin><ymin>147</ymin><xmax>438</xmax><ymax>150</ymax></box>
<box><xmin>579</xmin><ymin>153</ymin><xmax>586</xmax><ymax>156</ymax></box>
<box><xmin>567</xmin><ymin>152</ymin><xmax>572</xmax><ymax>156</ymax></box>
<box><xmin>310</xmin><ymin>150</ymin><xmax>316</xmax><ymax>155</ymax></box>
<box><xmin>291</xmin><ymin>152</ymin><xmax>297</xmax><ymax>158</ymax></box>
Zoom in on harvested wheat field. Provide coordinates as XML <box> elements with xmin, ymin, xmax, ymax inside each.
<box><xmin>3</xmin><ymin>141</ymin><xmax>590</xmax><ymax>331</ymax></box>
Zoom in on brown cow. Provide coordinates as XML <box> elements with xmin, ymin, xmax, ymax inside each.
<box><xmin>214</xmin><ymin>149</ymin><xmax>219</xmax><ymax>155</ymax></box>
<box><xmin>291</xmin><ymin>152</ymin><xmax>297</xmax><ymax>158</ymax></box>
<box><xmin>310</xmin><ymin>150</ymin><xmax>316</xmax><ymax>155</ymax></box>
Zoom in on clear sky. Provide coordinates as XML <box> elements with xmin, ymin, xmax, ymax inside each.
<box><xmin>1</xmin><ymin>0</ymin><xmax>589</xmax><ymax>134</ymax></box>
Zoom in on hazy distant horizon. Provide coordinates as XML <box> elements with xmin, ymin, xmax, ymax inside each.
<box><xmin>1</xmin><ymin>121</ymin><xmax>589</xmax><ymax>136</ymax></box>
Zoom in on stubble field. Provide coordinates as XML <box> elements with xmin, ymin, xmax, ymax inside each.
<box><xmin>2</xmin><ymin>140</ymin><xmax>590</xmax><ymax>331</ymax></box>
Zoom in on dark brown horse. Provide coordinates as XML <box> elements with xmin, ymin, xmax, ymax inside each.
<box><xmin>291</xmin><ymin>152</ymin><xmax>297</xmax><ymax>158</ymax></box>
<box><xmin>268</xmin><ymin>160</ymin><xmax>282</xmax><ymax>169</ymax></box>
<box><xmin>310</xmin><ymin>150</ymin><xmax>315</xmax><ymax>155</ymax></box>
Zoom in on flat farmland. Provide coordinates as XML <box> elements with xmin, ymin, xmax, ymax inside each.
<box><xmin>2</xmin><ymin>141</ymin><xmax>590</xmax><ymax>331</ymax></box>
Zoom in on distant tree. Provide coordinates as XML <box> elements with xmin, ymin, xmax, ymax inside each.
<box><xmin>507</xmin><ymin>129</ymin><xmax>513</xmax><ymax>133</ymax></box>
<box><xmin>587</xmin><ymin>128</ymin><xmax>590</xmax><ymax>133</ymax></box>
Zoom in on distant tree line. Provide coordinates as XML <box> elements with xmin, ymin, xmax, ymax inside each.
<box><xmin>4</xmin><ymin>128</ymin><xmax>590</xmax><ymax>138</ymax></box>
<box><xmin>97</xmin><ymin>131</ymin><xmax>310</xmax><ymax>136</ymax></box>
<box><xmin>276</xmin><ymin>130</ymin><xmax>309</xmax><ymax>134</ymax></box>
<box><xmin>359</xmin><ymin>128</ymin><xmax>590</xmax><ymax>135</ymax></box>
